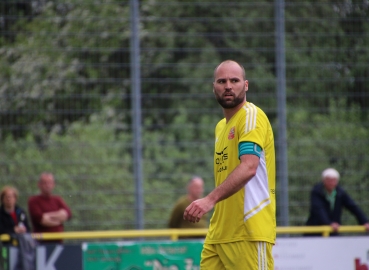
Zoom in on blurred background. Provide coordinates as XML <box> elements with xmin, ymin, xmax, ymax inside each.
<box><xmin>0</xmin><ymin>0</ymin><xmax>368</xmax><ymax>232</ymax></box>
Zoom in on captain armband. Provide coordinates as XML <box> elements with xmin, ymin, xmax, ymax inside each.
<box><xmin>238</xmin><ymin>141</ymin><xmax>262</xmax><ymax>159</ymax></box>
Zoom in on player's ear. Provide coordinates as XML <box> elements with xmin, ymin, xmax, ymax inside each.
<box><xmin>245</xmin><ymin>80</ymin><xmax>249</xmax><ymax>92</ymax></box>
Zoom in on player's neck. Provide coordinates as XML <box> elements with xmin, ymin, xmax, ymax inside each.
<box><xmin>223</xmin><ymin>101</ymin><xmax>246</xmax><ymax>123</ymax></box>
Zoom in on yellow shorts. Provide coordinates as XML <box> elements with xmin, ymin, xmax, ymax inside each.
<box><xmin>200</xmin><ymin>240</ymin><xmax>274</xmax><ymax>270</ymax></box>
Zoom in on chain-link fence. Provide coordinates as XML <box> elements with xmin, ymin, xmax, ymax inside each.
<box><xmin>1</xmin><ymin>1</ymin><xmax>368</xmax><ymax>231</ymax></box>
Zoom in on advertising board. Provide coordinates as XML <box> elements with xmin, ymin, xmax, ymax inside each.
<box><xmin>83</xmin><ymin>240</ymin><xmax>203</xmax><ymax>270</ymax></box>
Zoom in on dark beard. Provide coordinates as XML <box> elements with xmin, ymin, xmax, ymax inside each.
<box><xmin>216</xmin><ymin>92</ymin><xmax>245</xmax><ymax>109</ymax></box>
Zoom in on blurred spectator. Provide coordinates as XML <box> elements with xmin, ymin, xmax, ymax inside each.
<box><xmin>0</xmin><ymin>185</ymin><xmax>31</xmax><ymax>236</ymax></box>
<box><xmin>168</xmin><ymin>176</ymin><xmax>208</xmax><ymax>238</ymax></box>
<box><xmin>0</xmin><ymin>186</ymin><xmax>36</xmax><ymax>270</ymax></box>
<box><xmin>306</xmin><ymin>168</ymin><xmax>369</xmax><ymax>236</ymax></box>
<box><xmin>28</xmin><ymin>172</ymin><xmax>71</xmax><ymax>243</ymax></box>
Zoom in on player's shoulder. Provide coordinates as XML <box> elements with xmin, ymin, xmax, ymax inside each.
<box><xmin>216</xmin><ymin>118</ymin><xmax>226</xmax><ymax>126</ymax></box>
<box><xmin>244</xmin><ymin>102</ymin><xmax>267</xmax><ymax>115</ymax></box>
<box><xmin>215</xmin><ymin>118</ymin><xmax>226</xmax><ymax>131</ymax></box>
<box><xmin>236</xmin><ymin>102</ymin><xmax>268</xmax><ymax>122</ymax></box>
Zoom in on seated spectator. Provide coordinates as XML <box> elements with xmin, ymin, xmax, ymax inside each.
<box><xmin>306</xmin><ymin>168</ymin><xmax>369</xmax><ymax>236</ymax></box>
<box><xmin>28</xmin><ymin>172</ymin><xmax>71</xmax><ymax>243</ymax></box>
<box><xmin>0</xmin><ymin>186</ymin><xmax>31</xmax><ymax>237</ymax></box>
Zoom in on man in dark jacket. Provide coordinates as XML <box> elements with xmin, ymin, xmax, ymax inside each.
<box><xmin>306</xmin><ymin>168</ymin><xmax>369</xmax><ymax>236</ymax></box>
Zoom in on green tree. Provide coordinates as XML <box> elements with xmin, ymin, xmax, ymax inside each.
<box><xmin>0</xmin><ymin>1</ymin><xmax>130</xmax><ymax>140</ymax></box>
<box><xmin>0</xmin><ymin>1</ymin><xmax>368</xmax><ymax>230</ymax></box>
<box><xmin>288</xmin><ymin>100</ymin><xmax>369</xmax><ymax>225</ymax></box>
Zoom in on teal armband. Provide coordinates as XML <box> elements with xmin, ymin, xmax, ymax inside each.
<box><xmin>238</xmin><ymin>141</ymin><xmax>262</xmax><ymax>158</ymax></box>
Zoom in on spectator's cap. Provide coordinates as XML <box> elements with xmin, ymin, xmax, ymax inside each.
<box><xmin>321</xmin><ymin>168</ymin><xmax>340</xmax><ymax>181</ymax></box>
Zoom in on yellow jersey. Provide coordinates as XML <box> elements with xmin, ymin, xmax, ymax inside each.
<box><xmin>205</xmin><ymin>102</ymin><xmax>276</xmax><ymax>244</ymax></box>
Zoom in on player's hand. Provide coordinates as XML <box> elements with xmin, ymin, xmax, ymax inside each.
<box><xmin>363</xmin><ymin>223</ymin><xmax>369</xmax><ymax>231</ymax></box>
<box><xmin>183</xmin><ymin>197</ymin><xmax>214</xmax><ymax>223</ymax></box>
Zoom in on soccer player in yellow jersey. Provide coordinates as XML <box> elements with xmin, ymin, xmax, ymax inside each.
<box><xmin>184</xmin><ymin>60</ymin><xmax>276</xmax><ymax>269</ymax></box>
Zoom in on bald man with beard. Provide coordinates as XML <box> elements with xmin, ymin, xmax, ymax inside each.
<box><xmin>184</xmin><ymin>60</ymin><xmax>276</xmax><ymax>269</ymax></box>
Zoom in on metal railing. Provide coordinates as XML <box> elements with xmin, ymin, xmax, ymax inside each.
<box><xmin>1</xmin><ymin>225</ymin><xmax>368</xmax><ymax>242</ymax></box>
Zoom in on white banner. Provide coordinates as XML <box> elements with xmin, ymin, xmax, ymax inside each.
<box><xmin>273</xmin><ymin>236</ymin><xmax>369</xmax><ymax>270</ymax></box>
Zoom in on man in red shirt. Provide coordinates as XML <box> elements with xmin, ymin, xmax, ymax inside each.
<box><xmin>28</xmin><ymin>172</ymin><xmax>72</xmax><ymax>243</ymax></box>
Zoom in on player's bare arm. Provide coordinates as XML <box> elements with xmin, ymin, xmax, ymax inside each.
<box><xmin>183</xmin><ymin>154</ymin><xmax>260</xmax><ymax>223</ymax></box>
